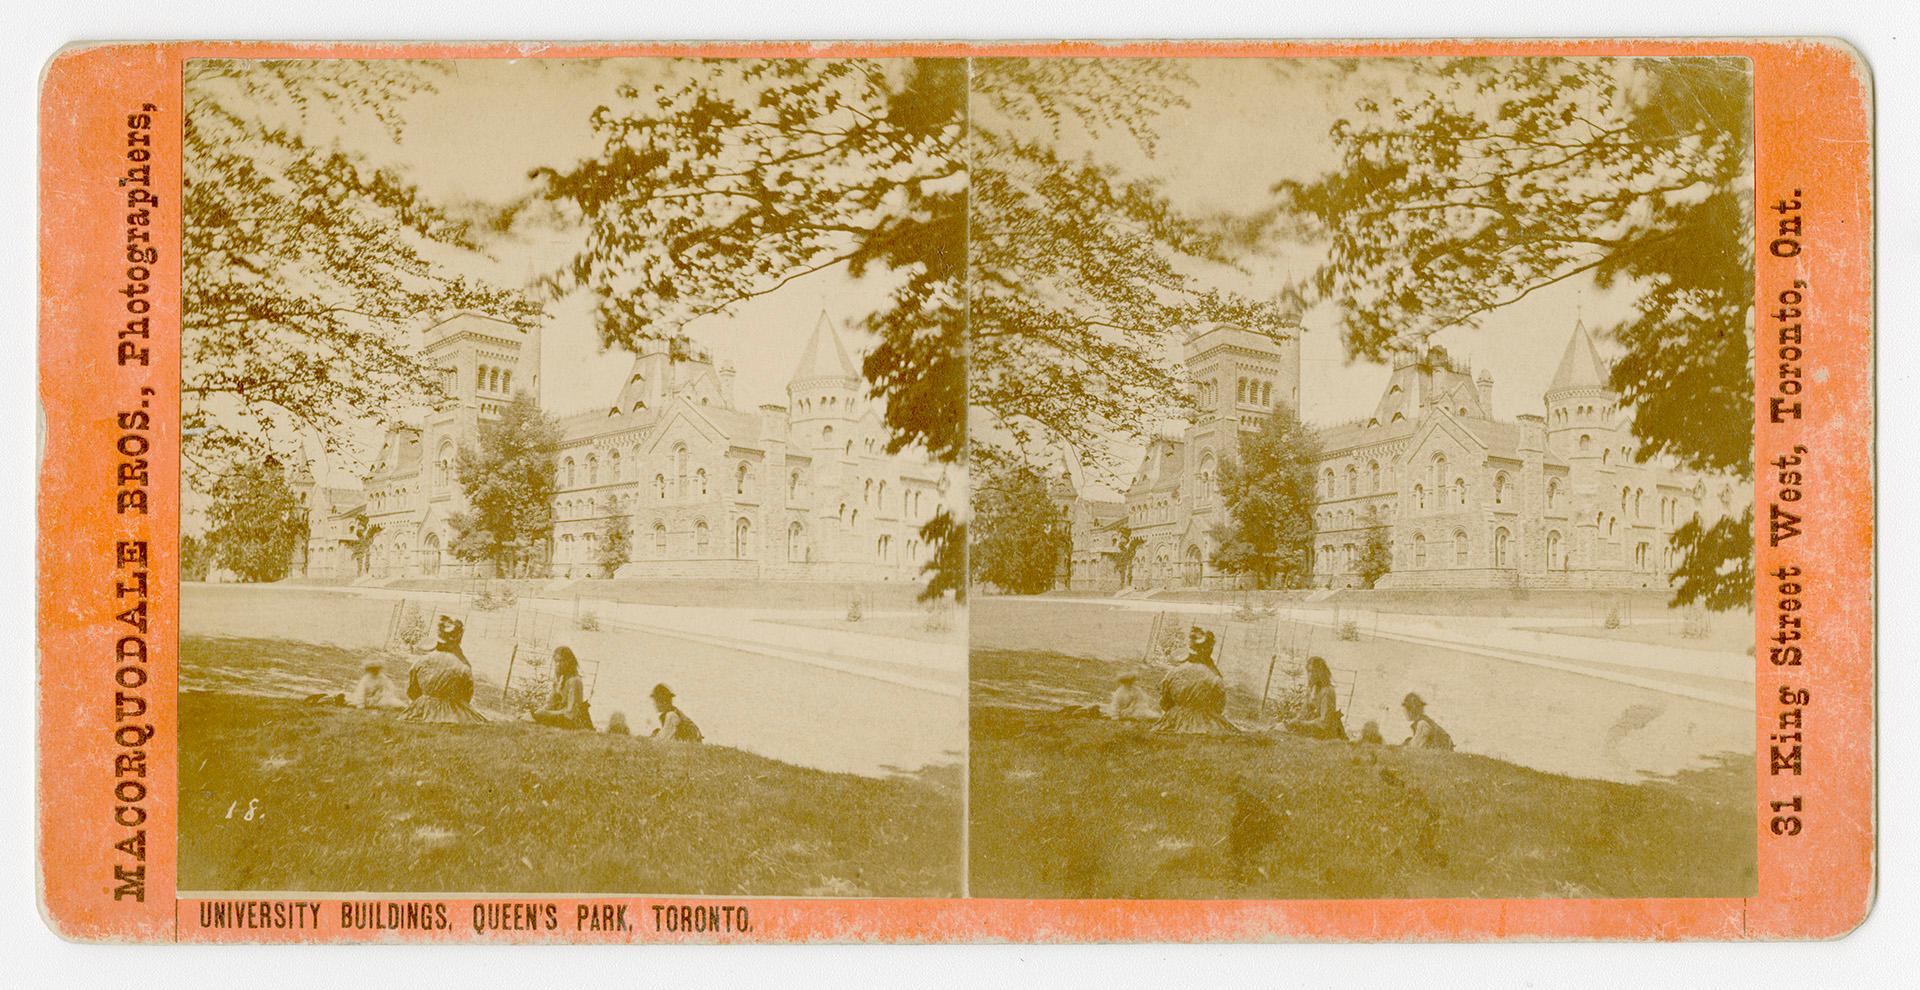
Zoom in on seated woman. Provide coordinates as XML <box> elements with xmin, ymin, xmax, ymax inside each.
<box><xmin>648</xmin><ymin>683</ymin><xmax>703</xmax><ymax>743</ymax></box>
<box><xmin>1284</xmin><ymin>656</ymin><xmax>1347</xmax><ymax>740</ymax></box>
<box><xmin>400</xmin><ymin>616</ymin><xmax>487</xmax><ymax>724</ymax></box>
<box><xmin>1151</xmin><ymin>627</ymin><xmax>1239</xmax><ymax>734</ymax></box>
<box><xmin>530</xmin><ymin>646</ymin><xmax>593</xmax><ymax>730</ymax></box>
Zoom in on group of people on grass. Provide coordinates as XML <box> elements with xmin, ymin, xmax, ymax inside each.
<box><xmin>1106</xmin><ymin>625</ymin><xmax>1453</xmax><ymax>750</ymax></box>
<box><xmin>322</xmin><ymin>615</ymin><xmax>702</xmax><ymax>743</ymax></box>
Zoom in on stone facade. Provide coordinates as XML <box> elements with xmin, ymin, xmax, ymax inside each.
<box><xmin>297</xmin><ymin>310</ymin><xmax>944</xmax><ymax>583</ymax></box>
<box><xmin>1061</xmin><ymin>320</ymin><xmax>1748</xmax><ymax>592</ymax></box>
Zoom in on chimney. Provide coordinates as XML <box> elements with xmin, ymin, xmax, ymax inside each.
<box><xmin>1476</xmin><ymin>369</ymin><xmax>1495</xmax><ymax>415</ymax></box>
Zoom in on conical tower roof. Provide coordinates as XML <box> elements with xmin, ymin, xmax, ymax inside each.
<box><xmin>788</xmin><ymin>311</ymin><xmax>859</xmax><ymax>386</ymax></box>
<box><xmin>1546</xmin><ymin>320</ymin><xmax>1610</xmax><ymax>394</ymax></box>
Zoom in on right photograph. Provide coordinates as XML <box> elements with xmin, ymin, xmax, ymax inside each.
<box><xmin>965</xmin><ymin>56</ymin><xmax>1759</xmax><ymax>899</ymax></box>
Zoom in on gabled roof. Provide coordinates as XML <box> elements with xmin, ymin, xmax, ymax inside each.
<box><xmin>1547</xmin><ymin>320</ymin><xmax>1610</xmax><ymax>393</ymax></box>
<box><xmin>788</xmin><ymin>311</ymin><xmax>859</xmax><ymax>385</ymax></box>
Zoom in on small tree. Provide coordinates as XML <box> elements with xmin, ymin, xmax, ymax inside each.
<box><xmin>1113</xmin><ymin>523</ymin><xmax>1146</xmax><ymax>589</ymax></box>
<box><xmin>595</xmin><ymin>494</ymin><xmax>632</xmax><ymax>579</ymax></box>
<box><xmin>971</xmin><ymin>464</ymin><xmax>1070</xmax><ymax>595</ymax></box>
<box><xmin>206</xmin><ymin>460</ymin><xmax>305</xmax><ymax>582</ymax></box>
<box><xmin>344</xmin><ymin>516</ymin><xmax>380</xmax><ymax>577</ymax></box>
<box><xmin>448</xmin><ymin>392</ymin><xmax>560</xmax><ymax>578</ymax></box>
<box><xmin>180</xmin><ymin>533</ymin><xmax>215</xmax><ymax>582</ymax></box>
<box><xmin>1357</xmin><ymin>526</ymin><xmax>1393</xmax><ymax>589</ymax></box>
<box><xmin>1210</xmin><ymin>404</ymin><xmax>1321</xmax><ymax>589</ymax></box>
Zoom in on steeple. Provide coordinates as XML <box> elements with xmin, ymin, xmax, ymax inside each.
<box><xmin>788</xmin><ymin>311</ymin><xmax>860</xmax><ymax>388</ymax></box>
<box><xmin>1546</xmin><ymin>320</ymin><xmax>1610</xmax><ymax>395</ymax></box>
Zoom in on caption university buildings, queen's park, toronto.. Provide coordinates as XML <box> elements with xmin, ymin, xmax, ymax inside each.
<box><xmin>1055</xmin><ymin>317</ymin><xmax>1750</xmax><ymax>592</ymax></box>
<box><xmin>292</xmin><ymin>310</ymin><xmax>948</xmax><ymax>584</ymax></box>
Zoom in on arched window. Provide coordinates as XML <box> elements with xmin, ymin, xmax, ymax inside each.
<box><xmin>863</xmin><ymin>479</ymin><xmax>872</xmax><ymax>504</ymax></box>
<box><xmin>1198</xmin><ymin>450</ymin><xmax>1215</xmax><ymax>501</ymax></box>
<box><xmin>655</xmin><ymin>474</ymin><xmax>667</xmax><ymax>499</ymax></box>
<box><xmin>1621</xmin><ymin>486</ymin><xmax>1631</xmax><ymax>514</ymax></box>
<box><xmin>1368</xmin><ymin>460</ymin><xmax>1381</xmax><ymax>493</ymax></box>
<box><xmin>653</xmin><ymin>522</ymin><xmax>668</xmax><ymax>555</ymax></box>
<box><xmin>1453</xmin><ymin>477</ymin><xmax>1467</xmax><ymax>506</ymax></box>
<box><xmin>1546</xmin><ymin>478</ymin><xmax>1560</xmax><ymax>511</ymax></box>
<box><xmin>1323</xmin><ymin>469</ymin><xmax>1336</xmax><ymax>498</ymax></box>
<box><xmin>1635</xmin><ymin>541</ymin><xmax>1650</xmax><ymax>569</ymax></box>
<box><xmin>735</xmin><ymin>518</ymin><xmax>752</xmax><ymax>558</ymax></box>
<box><xmin>674</xmin><ymin>445</ymin><xmax>689</xmax><ymax>496</ymax></box>
<box><xmin>1579</xmin><ymin>434</ymin><xmax>1592</xmax><ymax>452</ymax></box>
<box><xmin>1345</xmin><ymin>465</ymin><xmax>1358</xmax><ymax>496</ymax></box>
<box><xmin>1413</xmin><ymin>484</ymin><xmax>1426</xmax><ymax>511</ymax></box>
<box><xmin>608</xmin><ymin>450</ymin><xmax>622</xmax><ymax>482</ymax></box>
<box><xmin>1601</xmin><ymin>448</ymin><xmax>1611</xmax><ymax>466</ymax></box>
<box><xmin>876</xmin><ymin>534</ymin><xmax>891</xmax><ymax>561</ymax></box>
<box><xmin>695</xmin><ymin>468</ymin><xmax>708</xmax><ymax>495</ymax></box>
<box><xmin>434</xmin><ymin>439</ymin><xmax>453</xmax><ymax>491</ymax></box>
<box><xmin>1431</xmin><ymin>452</ymin><xmax>1448</xmax><ymax>492</ymax></box>
<box><xmin>1453</xmin><ymin>529</ymin><xmax>1468</xmax><ymax>567</ymax></box>
<box><xmin>1493</xmin><ymin>471</ymin><xmax>1508</xmax><ymax>505</ymax></box>
<box><xmin>502</xmin><ymin>370</ymin><xmax>512</xmax><ymax>393</ymax></box>
<box><xmin>788</xmin><ymin>521</ymin><xmax>806</xmax><ymax>562</ymax></box>
<box><xmin>1237</xmin><ymin>378</ymin><xmax>1247</xmax><ymax>402</ymax></box>
<box><xmin>475</xmin><ymin>364</ymin><xmax>488</xmax><ymax>390</ymax></box>
<box><xmin>736</xmin><ymin>462</ymin><xmax>751</xmax><ymax>495</ymax></box>
<box><xmin>563</xmin><ymin>457</ymin><xmax>576</xmax><ymax>488</ymax></box>
<box><xmin>822</xmin><ymin>425</ymin><xmax>834</xmax><ymax>443</ymax></box>
<box><xmin>1494</xmin><ymin>527</ymin><xmax>1511</xmax><ymax>568</ymax></box>
<box><xmin>586</xmin><ymin>454</ymin><xmax>598</xmax><ymax>486</ymax></box>
<box><xmin>1413</xmin><ymin>532</ymin><xmax>1427</xmax><ymax>568</ymax></box>
<box><xmin>789</xmin><ymin>470</ymin><xmax>801</xmax><ymax>500</ymax></box>
<box><xmin>1634</xmin><ymin>488</ymin><xmax>1645</xmax><ymax>518</ymax></box>
<box><xmin>877</xmin><ymin>480</ymin><xmax>888</xmax><ymax>505</ymax></box>
<box><xmin>1547</xmin><ymin>529</ymin><xmax>1564</xmax><ymax>569</ymax></box>
<box><xmin>694</xmin><ymin>520</ymin><xmax>710</xmax><ymax>555</ymax></box>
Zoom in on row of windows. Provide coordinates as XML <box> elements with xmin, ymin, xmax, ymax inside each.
<box><xmin>553</xmin><ymin>518</ymin><xmax>917</xmax><ymax>565</ymax></box>
<box><xmin>474</xmin><ymin>363</ymin><xmax>513</xmax><ymax>395</ymax></box>
<box><xmin>1553</xmin><ymin>403</ymin><xmax>1616</xmax><ymax>424</ymax></box>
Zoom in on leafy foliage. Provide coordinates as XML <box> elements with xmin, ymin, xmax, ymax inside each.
<box><xmin>970</xmin><ymin>464</ymin><xmax>1070</xmax><ymax>595</ymax></box>
<box><xmin>206</xmin><ymin>460</ymin><xmax>305</xmax><ymax>582</ymax></box>
<box><xmin>1210</xmin><ymin>405</ymin><xmax>1321</xmax><ymax>589</ymax></box>
<box><xmin>1357</xmin><ymin>526</ymin><xmax>1394</xmax><ymax>589</ymax></box>
<box><xmin>1112</xmin><ymin>523</ymin><xmax>1147</xmax><ymax>589</ymax></box>
<box><xmin>183</xmin><ymin>60</ymin><xmax>540</xmax><ymax>485</ymax></box>
<box><xmin>448</xmin><ymin>392</ymin><xmax>561</xmax><ymax>577</ymax></box>
<box><xmin>1667</xmin><ymin>506</ymin><xmax>1755</xmax><ymax>611</ymax></box>
<box><xmin>970</xmin><ymin>59</ymin><xmax>1295</xmax><ymax>479</ymax></box>
<box><xmin>595</xmin><ymin>494</ymin><xmax>634</xmax><ymax>579</ymax></box>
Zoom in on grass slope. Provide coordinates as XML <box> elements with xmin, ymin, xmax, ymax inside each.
<box><xmin>969</xmin><ymin>649</ymin><xmax>1755</xmax><ymax>900</ymax></box>
<box><xmin>180</xmin><ymin>639</ymin><xmax>960</xmax><ymax>897</ymax></box>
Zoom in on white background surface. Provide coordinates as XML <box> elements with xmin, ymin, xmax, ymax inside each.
<box><xmin>2</xmin><ymin>2</ymin><xmax>1912</xmax><ymax>985</ymax></box>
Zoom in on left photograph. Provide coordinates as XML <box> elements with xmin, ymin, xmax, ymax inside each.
<box><xmin>177</xmin><ymin>57</ymin><xmax>968</xmax><ymax>897</ymax></box>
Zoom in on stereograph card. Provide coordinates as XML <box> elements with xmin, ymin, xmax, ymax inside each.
<box><xmin>35</xmin><ymin>39</ymin><xmax>1873</xmax><ymax>942</ymax></box>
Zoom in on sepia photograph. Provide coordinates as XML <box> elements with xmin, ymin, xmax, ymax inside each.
<box><xmin>176</xmin><ymin>56</ymin><xmax>967</xmax><ymax>897</ymax></box>
<box><xmin>965</xmin><ymin>56</ymin><xmax>1760</xmax><ymax>899</ymax></box>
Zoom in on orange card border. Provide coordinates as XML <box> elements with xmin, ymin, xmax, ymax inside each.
<box><xmin>36</xmin><ymin>38</ymin><xmax>1874</xmax><ymax>943</ymax></box>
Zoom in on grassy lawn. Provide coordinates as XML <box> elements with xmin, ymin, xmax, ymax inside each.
<box><xmin>179</xmin><ymin>638</ymin><xmax>961</xmax><ymax>897</ymax></box>
<box><xmin>969</xmin><ymin>638</ymin><xmax>1755</xmax><ymax>900</ymax></box>
<box><xmin>969</xmin><ymin>705</ymin><xmax>1755</xmax><ymax>900</ymax></box>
